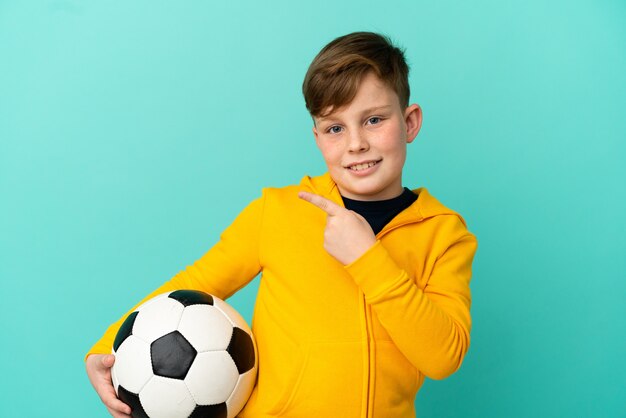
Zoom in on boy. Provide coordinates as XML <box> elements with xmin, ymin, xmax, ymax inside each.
<box><xmin>86</xmin><ymin>32</ymin><xmax>477</xmax><ymax>418</ymax></box>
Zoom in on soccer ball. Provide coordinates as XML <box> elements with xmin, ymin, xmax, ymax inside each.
<box><xmin>111</xmin><ymin>290</ymin><xmax>257</xmax><ymax>418</ymax></box>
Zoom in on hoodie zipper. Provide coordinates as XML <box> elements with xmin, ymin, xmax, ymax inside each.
<box><xmin>318</xmin><ymin>179</ymin><xmax>425</xmax><ymax>418</ymax></box>
<box><xmin>361</xmin><ymin>292</ymin><xmax>370</xmax><ymax>418</ymax></box>
<box><xmin>363</xmin><ymin>295</ymin><xmax>377</xmax><ymax>418</ymax></box>
<box><xmin>361</xmin><ymin>219</ymin><xmax>424</xmax><ymax>418</ymax></box>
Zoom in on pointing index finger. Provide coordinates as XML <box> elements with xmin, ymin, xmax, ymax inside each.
<box><xmin>298</xmin><ymin>191</ymin><xmax>343</xmax><ymax>216</ymax></box>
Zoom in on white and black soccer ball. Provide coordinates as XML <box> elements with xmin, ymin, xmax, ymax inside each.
<box><xmin>111</xmin><ymin>290</ymin><xmax>257</xmax><ymax>418</ymax></box>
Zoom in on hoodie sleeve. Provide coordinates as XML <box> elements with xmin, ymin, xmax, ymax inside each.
<box><xmin>86</xmin><ymin>193</ymin><xmax>265</xmax><ymax>358</ymax></box>
<box><xmin>345</xmin><ymin>216</ymin><xmax>477</xmax><ymax>380</ymax></box>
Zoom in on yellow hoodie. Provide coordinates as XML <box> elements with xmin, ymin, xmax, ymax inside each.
<box><xmin>88</xmin><ymin>173</ymin><xmax>477</xmax><ymax>418</ymax></box>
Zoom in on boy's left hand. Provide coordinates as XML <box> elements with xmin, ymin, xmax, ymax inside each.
<box><xmin>298</xmin><ymin>191</ymin><xmax>376</xmax><ymax>265</ymax></box>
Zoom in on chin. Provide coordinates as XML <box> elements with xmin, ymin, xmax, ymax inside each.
<box><xmin>342</xmin><ymin>187</ymin><xmax>388</xmax><ymax>200</ymax></box>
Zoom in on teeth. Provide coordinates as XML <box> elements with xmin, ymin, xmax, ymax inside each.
<box><xmin>349</xmin><ymin>161</ymin><xmax>378</xmax><ymax>171</ymax></box>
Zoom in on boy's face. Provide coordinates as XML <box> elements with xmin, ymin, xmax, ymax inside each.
<box><xmin>312</xmin><ymin>72</ymin><xmax>422</xmax><ymax>201</ymax></box>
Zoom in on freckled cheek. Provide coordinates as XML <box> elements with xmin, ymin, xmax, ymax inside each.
<box><xmin>374</xmin><ymin>127</ymin><xmax>404</xmax><ymax>148</ymax></box>
<box><xmin>378</xmin><ymin>138</ymin><xmax>406</xmax><ymax>155</ymax></box>
<box><xmin>382</xmin><ymin>146</ymin><xmax>408</xmax><ymax>169</ymax></box>
<box><xmin>319</xmin><ymin>144</ymin><xmax>343</xmax><ymax>166</ymax></box>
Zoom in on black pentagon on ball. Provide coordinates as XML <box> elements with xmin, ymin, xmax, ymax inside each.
<box><xmin>117</xmin><ymin>385</ymin><xmax>149</xmax><ymax>418</ymax></box>
<box><xmin>168</xmin><ymin>289</ymin><xmax>214</xmax><ymax>307</ymax></box>
<box><xmin>113</xmin><ymin>311</ymin><xmax>138</xmax><ymax>352</ymax></box>
<box><xmin>189</xmin><ymin>402</ymin><xmax>228</xmax><ymax>418</ymax></box>
<box><xmin>151</xmin><ymin>331</ymin><xmax>197</xmax><ymax>379</ymax></box>
<box><xmin>227</xmin><ymin>327</ymin><xmax>255</xmax><ymax>374</ymax></box>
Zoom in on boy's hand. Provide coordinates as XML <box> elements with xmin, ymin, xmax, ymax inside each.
<box><xmin>85</xmin><ymin>354</ymin><xmax>132</xmax><ymax>418</ymax></box>
<box><xmin>298</xmin><ymin>191</ymin><xmax>376</xmax><ymax>265</ymax></box>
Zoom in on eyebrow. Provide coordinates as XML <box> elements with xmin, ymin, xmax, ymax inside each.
<box><xmin>316</xmin><ymin>105</ymin><xmax>393</xmax><ymax>124</ymax></box>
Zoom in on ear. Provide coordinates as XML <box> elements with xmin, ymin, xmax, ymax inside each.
<box><xmin>404</xmin><ymin>104</ymin><xmax>423</xmax><ymax>144</ymax></box>
<box><xmin>312</xmin><ymin>125</ymin><xmax>321</xmax><ymax>147</ymax></box>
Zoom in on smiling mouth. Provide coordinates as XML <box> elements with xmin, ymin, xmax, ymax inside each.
<box><xmin>346</xmin><ymin>160</ymin><xmax>381</xmax><ymax>171</ymax></box>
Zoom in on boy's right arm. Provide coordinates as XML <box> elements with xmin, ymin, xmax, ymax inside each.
<box><xmin>86</xmin><ymin>193</ymin><xmax>266</xmax><ymax>415</ymax></box>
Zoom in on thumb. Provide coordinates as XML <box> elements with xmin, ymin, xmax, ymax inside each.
<box><xmin>101</xmin><ymin>354</ymin><xmax>115</xmax><ymax>368</ymax></box>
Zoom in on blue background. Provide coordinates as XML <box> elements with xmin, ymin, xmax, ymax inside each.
<box><xmin>1</xmin><ymin>1</ymin><xmax>625</xmax><ymax>417</ymax></box>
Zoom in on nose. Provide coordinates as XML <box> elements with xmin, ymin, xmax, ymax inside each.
<box><xmin>347</xmin><ymin>130</ymin><xmax>370</xmax><ymax>153</ymax></box>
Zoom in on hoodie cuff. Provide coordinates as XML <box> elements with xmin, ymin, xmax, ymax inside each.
<box><xmin>85</xmin><ymin>341</ymin><xmax>112</xmax><ymax>361</ymax></box>
<box><xmin>84</xmin><ymin>321</ymin><xmax>119</xmax><ymax>361</ymax></box>
<box><xmin>345</xmin><ymin>240</ymin><xmax>407</xmax><ymax>301</ymax></box>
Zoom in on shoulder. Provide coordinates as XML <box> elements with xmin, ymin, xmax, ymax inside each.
<box><xmin>412</xmin><ymin>187</ymin><xmax>476</xmax><ymax>241</ymax></box>
<box><xmin>260</xmin><ymin>182</ymin><xmax>302</xmax><ymax>204</ymax></box>
<box><xmin>261</xmin><ymin>173</ymin><xmax>334</xmax><ymax>202</ymax></box>
<box><xmin>254</xmin><ymin>175</ymin><xmax>314</xmax><ymax>215</ymax></box>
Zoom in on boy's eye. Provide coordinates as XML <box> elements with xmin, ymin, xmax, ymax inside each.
<box><xmin>367</xmin><ymin>117</ymin><xmax>381</xmax><ymax>125</ymax></box>
<box><xmin>328</xmin><ymin>125</ymin><xmax>343</xmax><ymax>134</ymax></box>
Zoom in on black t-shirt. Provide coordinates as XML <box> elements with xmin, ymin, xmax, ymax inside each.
<box><xmin>341</xmin><ymin>188</ymin><xmax>418</xmax><ymax>235</ymax></box>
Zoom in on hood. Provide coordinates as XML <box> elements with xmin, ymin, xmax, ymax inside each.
<box><xmin>298</xmin><ymin>172</ymin><xmax>467</xmax><ymax>227</ymax></box>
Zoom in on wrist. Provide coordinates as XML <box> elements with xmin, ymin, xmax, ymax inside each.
<box><xmin>343</xmin><ymin>238</ymin><xmax>377</xmax><ymax>265</ymax></box>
